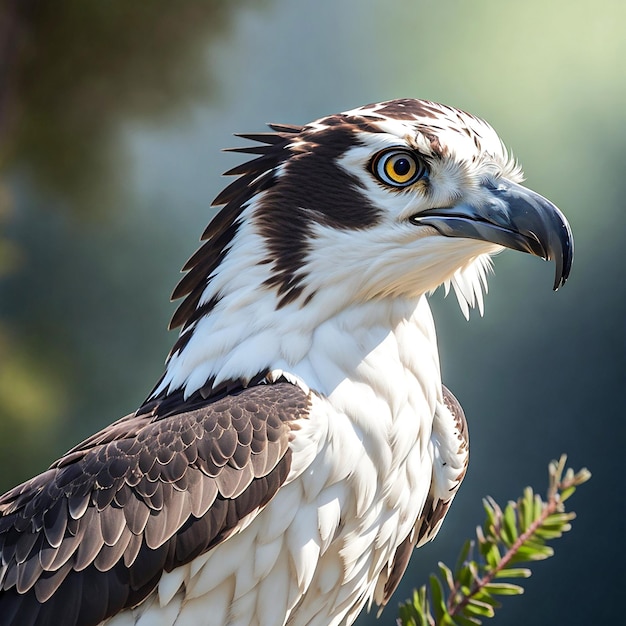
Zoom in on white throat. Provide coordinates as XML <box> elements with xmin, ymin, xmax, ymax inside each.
<box><xmin>153</xmin><ymin>202</ymin><xmax>493</xmax><ymax>402</ymax></box>
<box><xmin>154</xmin><ymin>274</ymin><xmax>442</xmax><ymax>408</ymax></box>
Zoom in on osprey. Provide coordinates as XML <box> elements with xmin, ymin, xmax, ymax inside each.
<box><xmin>0</xmin><ymin>99</ymin><xmax>572</xmax><ymax>626</ymax></box>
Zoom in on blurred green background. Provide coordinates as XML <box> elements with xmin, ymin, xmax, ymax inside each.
<box><xmin>0</xmin><ymin>1</ymin><xmax>624</xmax><ymax>624</ymax></box>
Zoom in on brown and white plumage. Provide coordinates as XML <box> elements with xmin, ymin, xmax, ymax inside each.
<box><xmin>0</xmin><ymin>98</ymin><xmax>573</xmax><ymax>626</ymax></box>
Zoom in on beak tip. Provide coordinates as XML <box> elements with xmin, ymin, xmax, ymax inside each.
<box><xmin>551</xmin><ymin>242</ymin><xmax>573</xmax><ymax>291</ymax></box>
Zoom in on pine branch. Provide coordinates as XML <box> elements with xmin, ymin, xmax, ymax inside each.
<box><xmin>397</xmin><ymin>455</ymin><xmax>590</xmax><ymax>626</ymax></box>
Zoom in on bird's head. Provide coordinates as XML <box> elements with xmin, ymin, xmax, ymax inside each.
<box><xmin>172</xmin><ymin>98</ymin><xmax>572</xmax><ymax>328</ymax></box>
<box><xmin>156</xmin><ymin>99</ymin><xmax>573</xmax><ymax>398</ymax></box>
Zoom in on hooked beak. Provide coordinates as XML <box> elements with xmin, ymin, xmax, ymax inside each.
<box><xmin>413</xmin><ymin>179</ymin><xmax>573</xmax><ymax>290</ymax></box>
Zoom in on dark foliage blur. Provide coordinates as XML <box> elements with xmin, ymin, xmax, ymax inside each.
<box><xmin>1</xmin><ymin>0</ymin><xmax>259</xmax><ymax>205</ymax></box>
<box><xmin>0</xmin><ymin>0</ymin><xmax>267</xmax><ymax>487</ymax></box>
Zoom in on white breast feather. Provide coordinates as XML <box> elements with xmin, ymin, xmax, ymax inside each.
<box><xmin>105</xmin><ymin>294</ymin><xmax>464</xmax><ymax>626</ymax></box>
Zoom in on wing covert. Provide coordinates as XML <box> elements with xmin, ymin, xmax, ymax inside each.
<box><xmin>0</xmin><ymin>382</ymin><xmax>309</xmax><ymax>626</ymax></box>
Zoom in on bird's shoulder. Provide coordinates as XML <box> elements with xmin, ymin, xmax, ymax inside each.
<box><xmin>0</xmin><ymin>380</ymin><xmax>310</xmax><ymax>626</ymax></box>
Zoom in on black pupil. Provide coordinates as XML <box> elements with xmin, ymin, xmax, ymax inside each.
<box><xmin>393</xmin><ymin>157</ymin><xmax>412</xmax><ymax>176</ymax></box>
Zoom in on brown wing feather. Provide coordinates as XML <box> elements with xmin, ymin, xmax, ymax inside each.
<box><xmin>376</xmin><ymin>384</ymin><xmax>469</xmax><ymax>609</ymax></box>
<box><xmin>0</xmin><ymin>382</ymin><xmax>309</xmax><ymax>626</ymax></box>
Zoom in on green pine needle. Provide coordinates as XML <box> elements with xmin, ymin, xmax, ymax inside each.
<box><xmin>397</xmin><ymin>455</ymin><xmax>590</xmax><ymax>626</ymax></box>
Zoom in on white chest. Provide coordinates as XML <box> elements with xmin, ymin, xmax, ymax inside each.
<box><xmin>108</xmin><ymin>297</ymin><xmax>444</xmax><ymax>626</ymax></box>
<box><xmin>277</xmin><ymin>298</ymin><xmax>442</xmax><ymax>624</ymax></box>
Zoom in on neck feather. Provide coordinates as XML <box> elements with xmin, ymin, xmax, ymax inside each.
<box><xmin>150</xmin><ymin>205</ymin><xmax>492</xmax><ymax>402</ymax></box>
<box><xmin>151</xmin><ymin>280</ymin><xmax>439</xmax><ymax>403</ymax></box>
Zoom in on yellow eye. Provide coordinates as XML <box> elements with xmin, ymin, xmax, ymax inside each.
<box><xmin>372</xmin><ymin>149</ymin><xmax>425</xmax><ymax>187</ymax></box>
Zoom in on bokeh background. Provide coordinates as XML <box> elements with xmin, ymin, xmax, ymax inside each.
<box><xmin>0</xmin><ymin>1</ymin><xmax>624</xmax><ymax>624</ymax></box>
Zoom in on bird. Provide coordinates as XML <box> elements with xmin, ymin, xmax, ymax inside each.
<box><xmin>0</xmin><ymin>98</ymin><xmax>573</xmax><ymax>626</ymax></box>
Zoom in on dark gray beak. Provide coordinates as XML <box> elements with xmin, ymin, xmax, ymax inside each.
<box><xmin>413</xmin><ymin>179</ymin><xmax>573</xmax><ymax>290</ymax></box>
